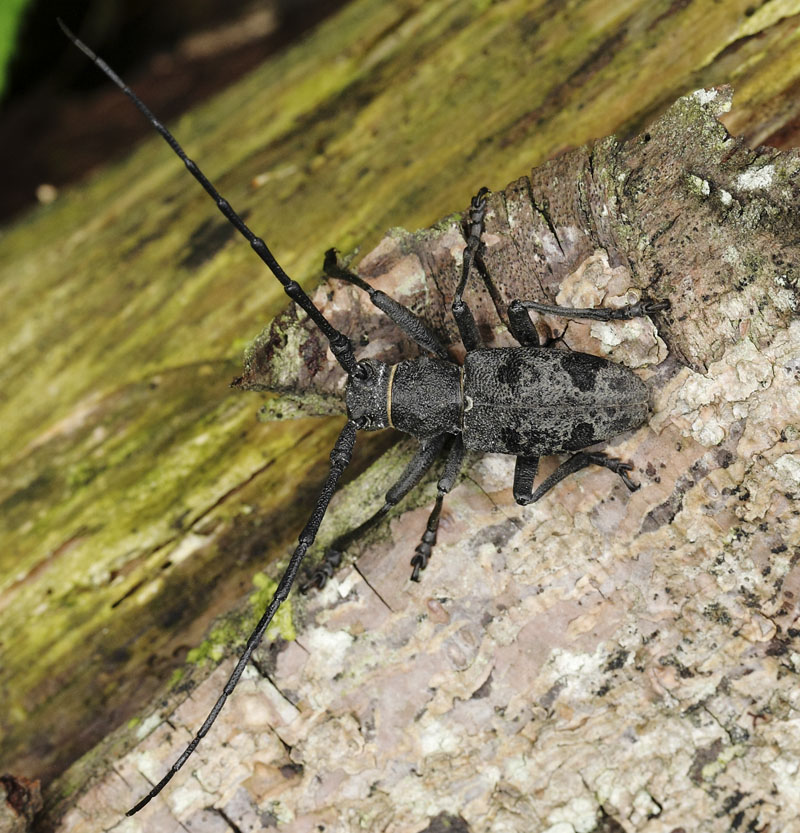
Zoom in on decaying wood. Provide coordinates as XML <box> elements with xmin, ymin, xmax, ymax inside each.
<box><xmin>54</xmin><ymin>87</ymin><xmax>800</xmax><ymax>832</ymax></box>
<box><xmin>0</xmin><ymin>776</ymin><xmax>42</xmax><ymax>833</ymax></box>
<box><xmin>239</xmin><ymin>87</ymin><xmax>796</xmax><ymax>405</ymax></box>
<box><xmin>8</xmin><ymin>0</ymin><xmax>800</xmax><ymax>826</ymax></box>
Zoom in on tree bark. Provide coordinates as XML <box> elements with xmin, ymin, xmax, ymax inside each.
<box><xmin>55</xmin><ymin>86</ymin><xmax>800</xmax><ymax>833</ymax></box>
<box><xmin>218</xmin><ymin>88</ymin><xmax>800</xmax><ymax>833</ymax></box>
<box><xmin>3</xmin><ymin>1</ymin><xmax>799</xmax><ymax>831</ymax></box>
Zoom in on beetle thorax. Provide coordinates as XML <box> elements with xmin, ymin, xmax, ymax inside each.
<box><xmin>345</xmin><ymin>356</ymin><xmax>462</xmax><ymax>438</ymax></box>
<box><xmin>387</xmin><ymin>357</ymin><xmax>462</xmax><ymax>439</ymax></box>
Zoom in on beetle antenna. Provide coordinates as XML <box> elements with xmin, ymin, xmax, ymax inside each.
<box><xmin>57</xmin><ymin>18</ymin><xmax>360</xmax><ymax>378</ymax></box>
<box><xmin>126</xmin><ymin>418</ymin><xmax>360</xmax><ymax>815</ymax></box>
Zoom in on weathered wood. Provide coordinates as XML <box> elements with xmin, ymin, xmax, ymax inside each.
<box><xmin>97</xmin><ymin>87</ymin><xmax>800</xmax><ymax>833</ymax></box>
<box><xmin>1</xmin><ymin>0</ymin><xmax>799</xmax><ymax>830</ymax></box>
<box><xmin>245</xmin><ymin>88</ymin><xmax>796</xmax><ymax>398</ymax></box>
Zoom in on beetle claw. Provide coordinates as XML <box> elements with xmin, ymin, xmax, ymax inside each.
<box><xmin>642</xmin><ymin>298</ymin><xmax>671</xmax><ymax>314</ymax></box>
<box><xmin>410</xmin><ymin>551</ymin><xmax>428</xmax><ymax>582</ymax></box>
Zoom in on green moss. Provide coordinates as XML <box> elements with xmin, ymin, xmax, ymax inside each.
<box><xmin>250</xmin><ymin>573</ymin><xmax>296</xmax><ymax>642</ymax></box>
<box><xmin>186</xmin><ymin>628</ymin><xmax>232</xmax><ymax>666</ymax></box>
<box><xmin>4</xmin><ymin>0</ymin><xmax>798</xmax><ymax>820</ymax></box>
<box><xmin>167</xmin><ymin>668</ymin><xmax>185</xmax><ymax>690</ymax></box>
<box><xmin>182</xmin><ymin>571</ymin><xmax>296</xmax><ymax>670</ymax></box>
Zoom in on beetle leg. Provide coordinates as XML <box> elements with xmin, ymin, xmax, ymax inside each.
<box><xmin>300</xmin><ymin>434</ymin><xmax>448</xmax><ymax>593</ymax></box>
<box><xmin>452</xmin><ymin>188</ymin><xmax>490</xmax><ymax>352</ymax></box>
<box><xmin>323</xmin><ymin>249</ymin><xmax>450</xmax><ymax>360</ymax></box>
<box><xmin>125</xmin><ymin>418</ymin><xmax>360</xmax><ymax>814</ymax></box>
<box><xmin>512</xmin><ymin>455</ymin><xmax>540</xmax><ymax>503</ymax></box>
<box><xmin>510</xmin><ymin>297</ymin><xmax>670</xmax><ymax>322</ymax></box>
<box><xmin>410</xmin><ymin>435</ymin><xmax>466</xmax><ymax>581</ymax></box>
<box><xmin>507</xmin><ymin>302</ymin><xmax>542</xmax><ymax>347</ymax></box>
<box><xmin>508</xmin><ymin>300</ymin><xmax>571</xmax><ymax>348</ymax></box>
<box><xmin>515</xmin><ymin>451</ymin><xmax>640</xmax><ymax>506</ymax></box>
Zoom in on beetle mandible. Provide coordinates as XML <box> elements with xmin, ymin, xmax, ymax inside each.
<box><xmin>60</xmin><ymin>20</ymin><xmax>668</xmax><ymax>816</ymax></box>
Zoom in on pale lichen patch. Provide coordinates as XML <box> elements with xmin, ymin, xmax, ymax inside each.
<box><xmin>133</xmin><ymin>713</ymin><xmax>163</xmax><ymax>741</ymax></box>
<box><xmin>691</xmin><ymin>88</ymin><xmax>722</xmax><ymax>108</ymax></box>
<box><xmin>736</xmin><ymin>164</ymin><xmax>775</xmax><ymax>191</ymax></box>
<box><xmin>552</xmin><ymin>250</ymin><xmax>667</xmax><ymax>366</ymax></box>
<box><xmin>653</xmin><ymin>325</ymin><xmax>800</xmax><ymax>451</ymax></box>
<box><xmin>686</xmin><ymin>173</ymin><xmax>711</xmax><ymax>197</ymax></box>
<box><xmin>546</xmin><ymin>795</ymin><xmax>599</xmax><ymax>833</ymax></box>
<box><xmin>770</xmin><ymin>453</ymin><xmax>800</xmax><ymax>491</ymax></box>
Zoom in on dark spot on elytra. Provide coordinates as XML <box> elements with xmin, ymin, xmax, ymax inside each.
<box><xmin>610</xmin><ymin>419</ymin><xmax>630</xmax><ymax>434</ymax></box>
<box><xmin>610</xmin><ymin>373</ymin><xmax>629</xmax><ymax>392</ymax></box>
<box><xmin>496</xmin><ymin>357</ymin><xmax>522</xmax><ymax>389</ymax></box>
<box><xmin>568</xmin><ymin>421</ymin><xmax>596</xmax><ymax>448</ymax></box>
<box><xmin>522</xmin><ymin>426</ymin><xmax>553</xmax><ymax>451</ymax></box>
<box><xmin>501</xmin><ymin>426</ymin><xmax>523</xmax><ymax>453</ymax></box>
<box><xmin>560</xmin><ymin>351</ymin><xmax>602</xmax><ymax>392</ymax></box>
<box><xmin>610</xmin><ymin>409</ymin><xmax>634</xmax><ymax>433</ymax></box>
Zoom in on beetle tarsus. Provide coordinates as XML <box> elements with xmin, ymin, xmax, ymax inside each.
<box><xmin>407</xmin><ymin>438</ymin><xmax>465</xmax><ymax>581</ymax></box>
<box><xmin>453</xmin><ymin>188</ymin><xmax>492</xmax><ymax>351</ymax></box>
<box><xmin>584</xmin><ymin>453</ymin><xmax>640</xmax><ymax>491</ymax></box>
<box><xmin>410</xmin><ymin>550</ymin><xmax>428</xmax><ymax>581</ymax></box>
<box><xmin>299</xmin><ymin>549</ymin><xmax>343</xmax><ymax>594</ymax></box>
<box><xmin>410</xmin><ymin>531</ymin><xmax>436</xmax><ymax>581</ymax></box>
<box><xmin>640</xmin><ymin>298</ymin><xmax>671</xmax><ymax>314</ymax></box>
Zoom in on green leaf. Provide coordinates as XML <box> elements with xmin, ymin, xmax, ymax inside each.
<box><xmin>0</xmin><ymin>0</ymin><xmax>31</xmax><ymax>97</ymax></box>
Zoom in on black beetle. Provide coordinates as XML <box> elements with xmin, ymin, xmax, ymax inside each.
<box><xmin>60</xmin><ymin>20</ymin><xmax>668</xmax><ymax>815</ymax></box>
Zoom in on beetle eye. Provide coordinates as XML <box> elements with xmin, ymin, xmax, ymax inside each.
<box><xmin>353</xmin><ymin>361</ymin><xmax>373</xmax><ymax>382</ymax></box>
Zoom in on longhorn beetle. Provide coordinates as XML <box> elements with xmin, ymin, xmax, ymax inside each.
<box><xmin>60</xmin><ymin>20</ymin><xmax>669</xmax><ymax>816</ymax></box>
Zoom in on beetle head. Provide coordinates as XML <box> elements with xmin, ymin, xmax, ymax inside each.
<box><xmin>345</xmin><ymin>360</ymin><xmax>391</xmax><ymax>431</ymax></box>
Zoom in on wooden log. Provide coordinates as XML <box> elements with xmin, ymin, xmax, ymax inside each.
<box><xmin>1</xmin><ymin>0</ymin><xmax>798</xmax><ymax>830</ymax></box>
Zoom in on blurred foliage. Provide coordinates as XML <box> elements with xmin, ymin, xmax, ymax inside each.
<box><xmin>0</xmin><ymin>0</ymin><xmax>31</xmax><ymax>97</ymax></box>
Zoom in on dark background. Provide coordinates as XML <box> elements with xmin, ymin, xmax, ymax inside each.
<box><xmin>0</xmin><ymin>0</ymin><xmax>349</xmax><ymax>224</ymax></box>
